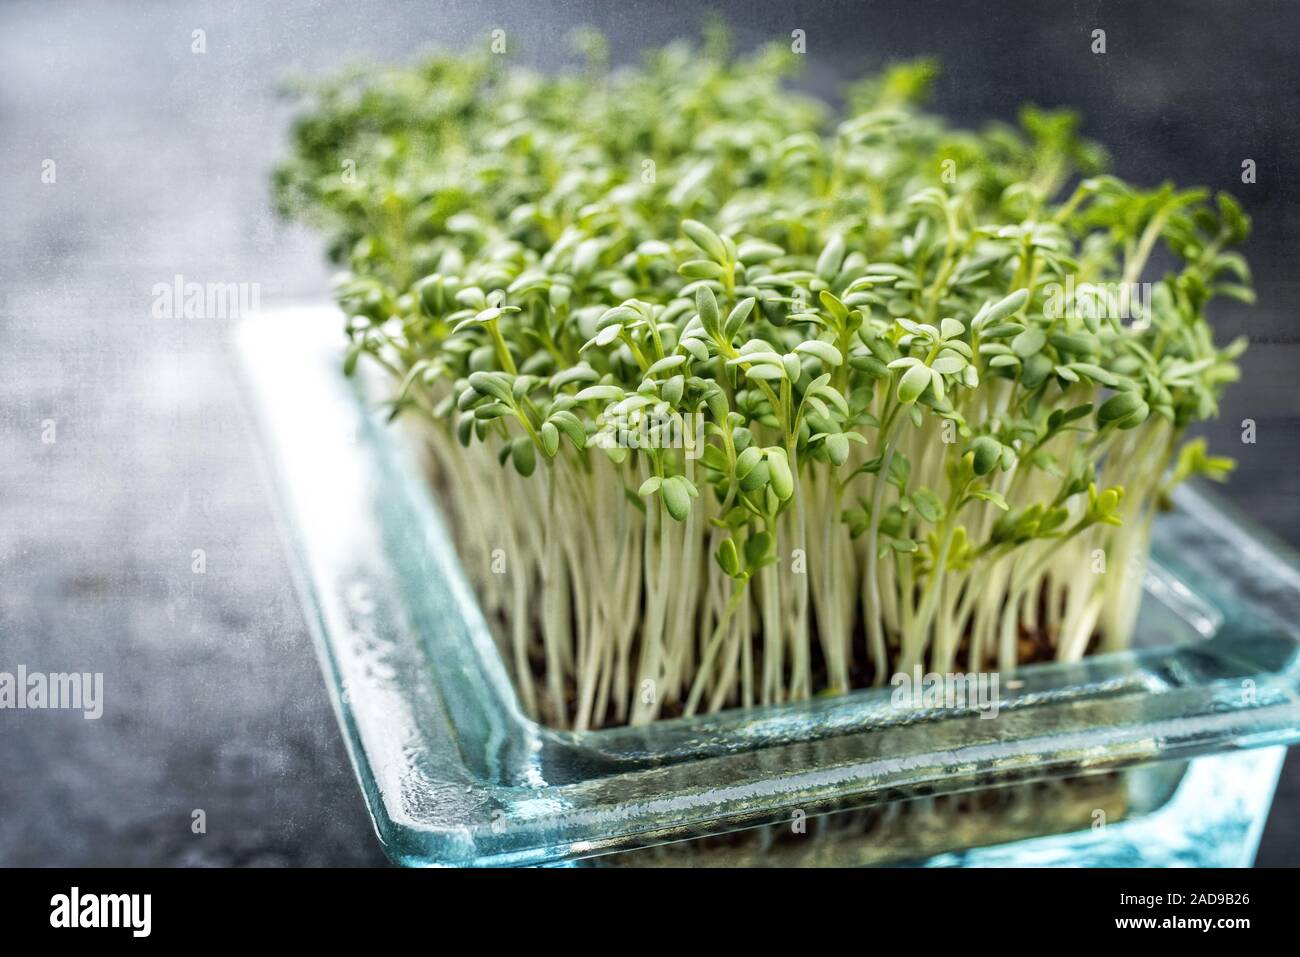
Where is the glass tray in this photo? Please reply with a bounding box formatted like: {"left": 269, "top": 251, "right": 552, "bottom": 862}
{"left": 235, "top": 307, "right": 1300, "bottom": 867}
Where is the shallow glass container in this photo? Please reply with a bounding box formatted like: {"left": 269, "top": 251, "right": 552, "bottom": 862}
{"left": 237, "top": 308, "right": 1300, "bottom": 867}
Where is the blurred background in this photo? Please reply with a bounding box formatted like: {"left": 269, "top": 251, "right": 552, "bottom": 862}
{"left": 1, "top": 0, "right": 1296, "bottom": 865}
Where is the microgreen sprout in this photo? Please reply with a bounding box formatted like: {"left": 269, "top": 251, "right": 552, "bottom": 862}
{"left": 276, "top": 29, "right": 1251, "bottom": 729}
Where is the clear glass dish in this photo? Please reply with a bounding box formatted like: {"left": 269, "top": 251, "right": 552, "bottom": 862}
{"left": 236, "top": 308, "right": 1300, "bottom": 867}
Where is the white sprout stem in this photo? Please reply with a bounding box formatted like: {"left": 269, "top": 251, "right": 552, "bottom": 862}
{"left": 414, "top": 388, "right": 1180, "bottom": 727}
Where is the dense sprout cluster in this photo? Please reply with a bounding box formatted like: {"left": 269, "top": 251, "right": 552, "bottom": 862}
{"left": 275, "top": 30, "right": 1250, "bottom": 729}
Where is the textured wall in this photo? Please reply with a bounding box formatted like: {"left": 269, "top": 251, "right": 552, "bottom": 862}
{"left": 1, "top": 0, "right": 1296, "bottom": 865}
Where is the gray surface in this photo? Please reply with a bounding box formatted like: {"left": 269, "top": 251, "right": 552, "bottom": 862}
{"left": 0, "top": 0, "right": 1296, "bottom": 866}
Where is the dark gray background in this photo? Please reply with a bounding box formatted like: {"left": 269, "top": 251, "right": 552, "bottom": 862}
{"left": 1, "top": 0, "right": 1296, "bottom": 866}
